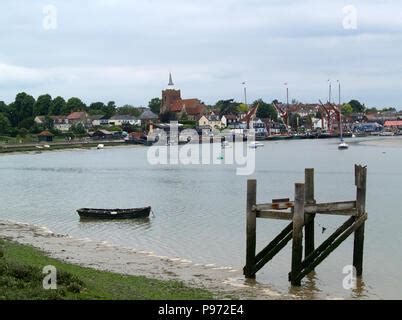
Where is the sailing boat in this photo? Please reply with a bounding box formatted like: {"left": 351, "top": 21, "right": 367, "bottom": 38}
{"left": 338, "top": 109, "right": 349, "bottom": 150}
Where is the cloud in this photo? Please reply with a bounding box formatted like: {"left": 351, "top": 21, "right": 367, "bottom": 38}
{"left": 0, "top": 0, "right": 401, "bottom": 108}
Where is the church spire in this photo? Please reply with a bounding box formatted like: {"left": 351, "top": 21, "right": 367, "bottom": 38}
{"left": 168, "top": 72, "right": 174, "bottom": 86}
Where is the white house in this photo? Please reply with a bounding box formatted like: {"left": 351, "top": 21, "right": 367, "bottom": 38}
{"left": 91, "top": 115, "right": 110, "bottom": 127}
{"left": 108, "top": 115, "right": 141, "bottom": 126}
{"left": 198, "top": 115, "right": 224, "bottom": 129}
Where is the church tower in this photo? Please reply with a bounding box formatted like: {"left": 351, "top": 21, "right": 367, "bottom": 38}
{"left": 161, "top": 73, "right": 181, "bottom": 114}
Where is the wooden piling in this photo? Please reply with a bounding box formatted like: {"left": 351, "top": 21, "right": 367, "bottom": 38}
{"left": 291, "top": 183, "right": 305, "bottom": 286}
{"left": 353, "top": 165, "right": 367, "bottom": 276}
{"left": 244, "top": 179, "right": 257, "bottom": 278}
{"left": 243, "top": 165, "right": 368, "bottom": 286}
{"left": 304, "top": 168, "right": 315, "bottom": 261}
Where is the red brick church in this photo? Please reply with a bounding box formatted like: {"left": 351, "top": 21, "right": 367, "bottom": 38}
{"left": 161, "top": 73, "right": 206, "bottom": 120}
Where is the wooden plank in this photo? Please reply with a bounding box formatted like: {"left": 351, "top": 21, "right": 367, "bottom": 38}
{"left": 304, "top": 201, "right": 356, "bottom": 214}
{"left": 319, "top": 209, "right": 358, "bottom": 216}
{"left": 295, "top": 213, "right": 367, "bottom": 283}
{"left": 304, "top": 168, "right": 315, "bottom": 262}
{"left": 254, "top": 202, "right": 294, "bottom": 211}
{"left": 256, "top": 210, "right": 293, "bottom": 221}
{"left": 244, "top": 179, "right": 257, "bottom": 279}
{"left": 272, "top": 198, "right": 290, "bottom": 203}
{"left": 354, "top": 165, "right": 367, "bottom": 276}
{"left": 299, "top": 216, "right": 355, "bottom": 271}
{"left": 290, "top": 183, "right": 305, "bottom": 286}
{"left": 255, "top": 222, "right": 293, "bottom": 262}
{"left": 254, "top": 232, "right": 293, "bottom": 274}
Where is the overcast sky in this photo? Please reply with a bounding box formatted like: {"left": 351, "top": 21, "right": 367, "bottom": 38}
{"left": 0, "top": 0, "right": 401, "bottom": 108}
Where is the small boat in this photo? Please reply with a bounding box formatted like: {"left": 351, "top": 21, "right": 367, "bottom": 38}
{"left": 77, "top": 206, "right": 151, "bottom": 220}
{"left": 248, "top": 141, "right": 264, "bottom": 148}
{"left": 380, "top": 131, "right": 395, "bottom": 136}
{"left": 338, "top": 109, "right": 349, "bottom": 150}
{"left": 97, "top": 144, "right": 105, "bottom": 149}
{"left": 338, "top": 140, "right": 349, "bottom": 150}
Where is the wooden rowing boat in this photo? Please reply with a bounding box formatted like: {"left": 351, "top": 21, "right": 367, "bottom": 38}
{"left": 77, "top": 206, "right": 151, "bottom": 220}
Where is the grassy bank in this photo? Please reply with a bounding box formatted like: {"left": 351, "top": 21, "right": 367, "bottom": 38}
{"left": 0, "top": 239, "right": 213, "bottom": 300}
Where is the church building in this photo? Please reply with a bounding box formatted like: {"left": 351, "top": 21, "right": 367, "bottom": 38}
{"left": 161, "top": 73, "right": 206, "bottom": 120}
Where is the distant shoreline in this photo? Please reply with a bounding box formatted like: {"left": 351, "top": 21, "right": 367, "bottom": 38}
{"left": 0, "top": 140, "right": 131, "bottom": 155}
{"left": 357, "top": 136, "right": 402, "bottom": 147}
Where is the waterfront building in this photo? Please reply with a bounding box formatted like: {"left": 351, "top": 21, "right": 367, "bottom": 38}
{"left": 160, "top": 73, "right": 206, "bottom": 120}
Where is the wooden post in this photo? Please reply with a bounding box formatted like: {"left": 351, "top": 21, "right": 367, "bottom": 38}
{"left": 291, "top": 183, "right": 305, "bottom": 286}
{"left": 304, "top": 168, "right": 315, "bottom": 261}
{"left": 353, "top": 165, "right": 367, "bottom": 276}
{"left": 244, "top": 179, "right": 257, "bottom": 278}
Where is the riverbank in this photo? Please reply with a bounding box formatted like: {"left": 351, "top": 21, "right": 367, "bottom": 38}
{"left": 357, "top": 136, "right": 402, "bottom": 147}
{"left": 0, "top": 238, "right": 213, "bottom": 300}
{"left": 0, "top": 140, "right": 127, "bottom": 154}
{"left": 0, "top": 221, "right": 289, "bottom": 300}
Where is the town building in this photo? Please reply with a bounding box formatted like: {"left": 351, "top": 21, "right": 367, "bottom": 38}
{"left": 197, "top": 115, "right": 224, "bottom": 129}
{"left": 37, "top": 130, "right": 53, "bottom": 142}
{"left": 34, "top": 115, "right": 70, "bottom": 132}
{"left": 90, "top": 115, "right": 109, "bottom": 127}
{"left": 139, "top": 109, "right": 159, "bottom": 123}
{"left": 67, "top": 111, "right": 90, "bottom": 127}
{"left": 160, "top": 73, "right": 206, "bottom": 120}
{"left": 108, "top": 115, "right": 140, "bottom": 126}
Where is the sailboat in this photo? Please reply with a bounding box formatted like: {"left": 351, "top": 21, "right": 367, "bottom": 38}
{"left": 338, "top": 111, "right": 349, "bottom": 150}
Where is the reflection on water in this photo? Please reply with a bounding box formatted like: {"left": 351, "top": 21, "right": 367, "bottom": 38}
{"left": 0, "top": 138, "right": 401, "bottom": 299}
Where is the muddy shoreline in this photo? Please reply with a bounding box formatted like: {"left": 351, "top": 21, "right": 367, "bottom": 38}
{"left": 0, "top": 220, "right": 295, "bottom": 300}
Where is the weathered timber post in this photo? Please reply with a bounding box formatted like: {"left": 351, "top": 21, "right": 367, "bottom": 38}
{"left": 353, "top": 165, "right": 367, "bottom": 276}
{"left": 244, "top": 179, "right": 257, "bottom": 278}
{"left": 290, "top": 183, "right": 305, "bottom": 286}
{"left": 304, "top": 168, "right": 315, "bottom": 261}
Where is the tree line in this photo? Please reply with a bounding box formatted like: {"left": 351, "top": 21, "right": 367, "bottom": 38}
{"left": 0, "top": 92, "right": 162, "bottom": 136}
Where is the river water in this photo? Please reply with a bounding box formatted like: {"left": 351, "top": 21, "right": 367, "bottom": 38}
{"left": 0, "top": 137, "right": 401, "bottom": 299}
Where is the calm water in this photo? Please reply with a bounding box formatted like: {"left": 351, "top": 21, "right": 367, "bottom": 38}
{"left": 1, "top": 138, "right": 401, "bottom": 299}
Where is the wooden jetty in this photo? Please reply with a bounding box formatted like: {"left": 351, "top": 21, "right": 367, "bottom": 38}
{"left": 243, "top": 165, "right": 367, "bottom": 286}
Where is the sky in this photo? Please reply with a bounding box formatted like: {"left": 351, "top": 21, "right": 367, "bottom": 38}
{"left": 0, "top": 0, "right": 401, "bottom": 108}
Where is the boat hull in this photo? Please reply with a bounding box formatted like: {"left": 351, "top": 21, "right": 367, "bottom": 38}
{"left": 77, "top": 207, "right": 151, "bottom": 220}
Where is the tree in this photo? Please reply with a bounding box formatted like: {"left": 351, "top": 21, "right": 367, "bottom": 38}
{"left": 160, "top": 111, "right": 177, "bottom": 123}
{"left": 366, "top": 107, "right": 378, "bottom": 113}
{"left": 254, "top": 99, "right": 278, "bottom": 121}
{"left": 289, "top": 113, "right": 302, "bottom": 129}
{"left": 382, "top": 107, "right": 396, "bottom": 112}
{"left": 49, "top": 96, "right": 66, "bottom": 116}
{"left": 117, "top": 105, "right": 141, "bottom": 117}
{"left": 89, "top": 102, "right": 105, "bottom": 113}
{"left": 104, "top": 101, "right": 117, "bottom": 118}
{"left": 18, "top": 117, "right": 35, "bottom": 130}
{"left": 238, "top": 103, "right": 249, "bottom": 113}
{"left": 33, "top": 94, "right": 52, "bottom": 116}
{"left": 349, "top": 100, "right": 365, "bottom": 113}
{"left": 216, "top": 99, "right": 239, "bottom": 116}
{"left": 70, "top": 123, "right": 86, "bottom": 135}
{"left": 63, "top": 97, "right": 86, "bottom": 115}
{"left": 341, "top": 103, "right": 353, "bottom": 116}
{"left": 148, "top": 98, "right": 162, "bottom": 114}
{"left": 0, "top": 101, "right": 7, "bottom": 114}
{"left": 14, "top": 92, "right": 35, "bottom": 124}
{"left": 0, "top": 113, "right": 11, "bottom": 134}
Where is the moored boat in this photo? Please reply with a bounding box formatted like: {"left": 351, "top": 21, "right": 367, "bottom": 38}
{"left": 77, "top": 206, "right": 151, "bottom": 220}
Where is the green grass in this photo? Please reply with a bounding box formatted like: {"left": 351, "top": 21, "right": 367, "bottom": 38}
{"left": 0, "top": 239, "right": 213, "bottom": 300}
